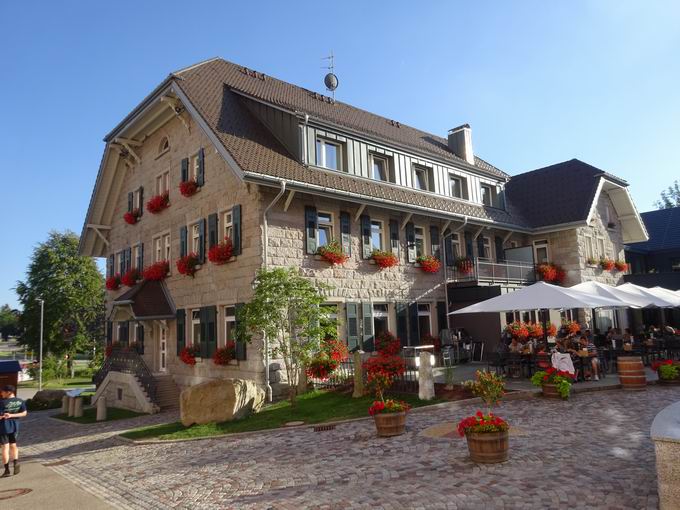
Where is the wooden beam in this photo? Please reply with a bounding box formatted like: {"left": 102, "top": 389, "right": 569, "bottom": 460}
{"left": 441, "top": 220, "right": 451, "bottom": 234}
{"left": 114, "top": 137, "right": 142, "bottom": 147}
{"left": 354, "top": 204, "right": 366, "bottom": 223}
{"left": 471, "top": 226, "right": 485, "bottom": 241}
{"left": 400, "top": 212, "right": 413, "bottom": 230}
{"left": 89, "top": 226, "right": 109, "bottom": 247}
{"left": 161, "top": 95, "right": 190, "bottom": 132}
{"left": 283, "top": 190, "right": 296, "bottom": 212}
{"left": 502, "top": 231, "right": 514, "bottom": 244}
{"left": 114, "top": 140, "right": 141, "bottom": 164}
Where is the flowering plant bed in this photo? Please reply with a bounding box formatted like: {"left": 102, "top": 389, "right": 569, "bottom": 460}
{"left": 179, "top": 345, "right": 199, "bottom": 366}
{"left": 600, "top": 258, "right": 615, "bottom": 271}
{"left": 124, "top": 209, "right": 141, "bottom": 225}
{"left": 614, "top": 260, "right": 628, "bottom": 272}
{"left": 213, "top": 342, "right": 236, "bottom": 366}
{"left": 417, "top": 255, "right": 441, "bottom": 273}
{"left": 316, "top": 240, "right": 349, "bottom": 265}
{"left": 455, "top": 256, "right": 474, "bottom": 274}
{"left": 306, "top": 338, "right": 349, "bottom": 380}
{"left": 176, "top": 253, "right": 200, "bottom": 277}
{"left": 105, "top": 274, "right": 121, "bottom": 291}
{"left": 652, "top": 360, "right": 680, "bottom": 383}
{"left": 179, "top": 179, "right": 199, "bottom": 197}
{"left": 374, "top": 331, "right": 401, "bottom": 355}
{"left": 457, "top": 410, "right": 509, "bottom": 436}
{"left": 531, "top": 367, "right": 574, "bottom": 398}
{"left": 146, "top": 192, "right": 170, "bottom": 214}
{"left": 371, "top": 249, "right": 398, "bottom": 269}
{"left": 121, "top": 268, "right": 140, "bottom": 287}
{"left": 143, "top": 260, "right": 169, "bottom": 281}
{"left": 208, "top": 238, "right": 234, "bottom": 265}
{"left": 536, "top": 262, "right": 566, "bottom": 285}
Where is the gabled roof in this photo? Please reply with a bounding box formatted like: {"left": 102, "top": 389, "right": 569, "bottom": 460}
{"left": 112, "top": 280, "right": 175, "bottom": 320}
{"left": 626, "top": 207, "right": 680, "bottom": 252}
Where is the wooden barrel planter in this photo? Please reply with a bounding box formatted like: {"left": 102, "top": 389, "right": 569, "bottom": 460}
{"left": 658, "top": 377, "right": 680, "bottom": 386}
{"left": 465, "top": 430, "right": 509, "bottom": 464}
{"left": 618, "top": 356, "right": 646, "bottom": 391}
{"left": 373, "top": 412, "right": 406, "bottom": 437}
{"left": 542, "top": 383, "right": 563, "bottom": 399}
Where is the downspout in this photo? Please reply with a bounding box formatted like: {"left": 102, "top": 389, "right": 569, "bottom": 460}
{"left": 262, "top": 180, "right": 287, "bottom": 402}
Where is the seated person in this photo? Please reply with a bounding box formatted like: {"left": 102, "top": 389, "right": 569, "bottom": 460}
{"left": 508, "top": 337, "right": 523, "bottom": 354}
{"left": 578, "top": 335, "right": 601, "bottom": 381}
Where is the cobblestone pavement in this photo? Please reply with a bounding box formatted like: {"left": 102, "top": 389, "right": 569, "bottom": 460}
{"left": 20, "top": 385, "right": 680, "bottom": 510}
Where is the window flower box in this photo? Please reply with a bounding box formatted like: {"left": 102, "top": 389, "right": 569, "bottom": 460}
{"left": 614, "top": 260, "right": 628, "bottom": 272}
{"left": 146, "top": 192, "right": 170, "bottom": 214}
{"left": 179, "top": 179, "right": 199, "bottom": 198}
{"left": 536, "top": 262, "right": 566, "bottom": 285}
{"left": 317, "top": 240, "right": 349, "bottom": 266}
{"left": 176, "top": 253, "right": 200, "bottom": 277}
{"left": 455, "top": 256, "right": 474, "bottom": 275}
{"left": 208, "top": 238, "right": 234, "bottom": 265}
{"left": 213, "top": 342, "right": 236, "bottom": 366}
{"left": 105, "top": 274, "right": 121, "bottom": 291}
{"left": 179, "top": 345, "right": 199, "bottom": 366}
{"left": 121, "top": 268, "right": 141, "bottom": 287}
{"left": 371, "top": 249, "right": 398, "bottom": 269}
{"left": 123, "top": 209, "right": 141, "bottom": 225}
{"left": 416, "top": 255, "right": 441, "bottom": 273}
{"left": 143, "top": 260, "right": 170, "bottom": 281}
{"left": 600, "top": 258, "right": 615, "bottom": 271}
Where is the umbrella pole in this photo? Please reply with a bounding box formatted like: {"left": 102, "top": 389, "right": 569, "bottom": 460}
{"left": 542, "top": 308, "right": 548, "bottom": 345}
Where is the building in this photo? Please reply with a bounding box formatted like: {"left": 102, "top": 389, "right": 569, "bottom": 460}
{"left": 79, "top": 58, "right": 647, "bottom": 405}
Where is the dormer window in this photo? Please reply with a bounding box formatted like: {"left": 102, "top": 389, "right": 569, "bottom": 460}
{"left": 481, "top": 184, "right": 492, "bottom": 206}
{"left": 316, "top": 138, "right": 341, "bottom": 171}
{"left": 413, "top": 166, "right": 431, "bottom": 191}
{"left": 372, "top": 155, "right": 387, "bottom": 181}
{"left": 449, "top": 174, "right": 468, "bottom": 199}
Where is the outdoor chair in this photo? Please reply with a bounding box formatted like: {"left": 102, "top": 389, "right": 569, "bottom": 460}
{"left": 487, "top": 352, "right": 507, "bottom": 375}
{"left": 506, "top": 353, "right": 523, "bottom": 378}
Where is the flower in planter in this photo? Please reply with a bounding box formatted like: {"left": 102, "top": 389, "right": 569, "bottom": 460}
{"left": 368, "top": 399, "right": 411, "bottom": 416}
{"left": 457, "top": 411, "right": 509, "bottom": 437}
{"left": 652, "top": 360, "right": 680, "bottom": 381}
{"left": 123, "top": 209, "right": 141, "bottom": 225}
{"left": 463, "top": 370, "right": 506, "bottom": 409}
{"left": 600, "top": 258, "right": 615, "bottom": 271}
{"left": 417, "top": 255, "right": 441, "bottom": 273}
{"left": 213, "top": 342, "right": 236, "bottom": 366}
{"left": 454, "top": 256, "right": 474, "bottom": 274}
{"left": 562, "top": 319, "right": 580, "bottom": 335}
{"left": 121, "top": 268, "right": 140, "bottom": 287}
{"left": 537, "top": 262, "right": 565, "bottom": 285}
{"left": 179, "top": 179, "right": 199, "bottom": 197}
{"left": 371, "top": 249, "right": 398, "bottom": 269}
{"left": 531, "top": 367, "right": 575, "bottom": 398}
{"left": 546, "top": 323, "right": 558, "bottom": 337}
{"left": 506, "top": 321, "right": 529, "bottom": 340}
{"left": 176, "top": 253, "right": 200, "bottom": 277}
{"left": 143, "top": 260, "right": 170, "bottom": 281}
{"left": 105, "top": 274, "right": 121, "bottom": 291}
{"left": 208, "top": 237, "right": 234, "bottom": 265}
{"left": 614, "top": 260, "right": 628, "bottom": 272}
{"left": 179, "top": 345, "right": 199, "bottom": 366}
{"left": 586, "top": 257, "right": 598, "bottom": 266}
{"left": 146, "top": 192, "right": 170, "bottom": 214}
{"left": 316, "top": 240, "right": 349, "bottom": 265}
{"left": 526, "top": 322, "right": 544, "bottom": 339}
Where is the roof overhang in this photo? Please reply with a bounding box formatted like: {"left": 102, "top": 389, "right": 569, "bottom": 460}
{"left": 590, "top": 177, "right": 648, "bottom": 244}
{"left": 110, "top": 280, "right": 176, "bottom": 321}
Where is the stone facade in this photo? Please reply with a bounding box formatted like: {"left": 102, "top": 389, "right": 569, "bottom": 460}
{"left": 92, "top": 371, "right": 158, "bottom": 414}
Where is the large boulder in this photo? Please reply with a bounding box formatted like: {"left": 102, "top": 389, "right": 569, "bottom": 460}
{"left": 33, "top": 389, "right": 67, "bottom": 402}
{"left": 180, "top": 378, "right": 265, "bottom": 427}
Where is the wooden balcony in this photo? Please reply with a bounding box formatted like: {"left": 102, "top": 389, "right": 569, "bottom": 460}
{"left": 446, "top": 257, "right": 536, "bottom": 286}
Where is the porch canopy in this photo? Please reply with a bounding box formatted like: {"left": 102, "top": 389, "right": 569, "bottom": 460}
{"left": 449, "top": 281, "right": 624, "bottom": 315}
{"left": 616, "top": 283, "right": 678, "bottom": 308}
{"left": 110, "top": 280, "right": 176, "bottom": 321}
{"left": 571, "top": 281, "right": 648, "bottom": 308}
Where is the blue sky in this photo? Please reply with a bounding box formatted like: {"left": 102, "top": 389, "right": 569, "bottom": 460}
{"left": 1, "top": 1, "right": 679, "bottom": 309}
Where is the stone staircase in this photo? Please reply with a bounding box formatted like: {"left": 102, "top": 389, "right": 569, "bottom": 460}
{"left": 154, "top": 374, "right": 181, "bottom": 411}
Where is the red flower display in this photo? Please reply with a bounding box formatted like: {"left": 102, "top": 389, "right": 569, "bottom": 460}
{"left": 526, "top": 322, "right": 544, "bottom": 339}
{"left": 600, "top": 258, "right": 615, "bottom": 271}
{"left": 306, "top": 338, "right": 350, "bottom": 380}
{"left": 562, "top": 320, "right": 581, "bottom": 335}
{"left": 375, "top": 331, "right": 401, "bottom": 356}
{"left": 317, "top": 240, "right": 349, "bottom": 266}
{"left": 213, "top": 342, "right": 236, "bottom": 366}
{"left": 537, "top": 262, "right": 565, "bottom": 285}
{"left": 417, "top": 255, "right": 441, "bottom": 273}
{"left": 506, "top": 321, "right": 529, "bottom": 340}
{"left": 143, "top": 260, "right": 169, "bottom": 281}
{"left": 123, "top": 209, "right": 140, "bottom": 225}
{"left": 368, "top": 399, "right": 410, "bottom": 416}
{"left": 614, "top": 260, "right": 628, "bottom": 272}
{"left": 121, "top": 268, "right": 140, "bottom": 287}
{"left": 457, "top": 411, "right": 509, "bottom": 437}
{"left": 455, "top": 257, "right": 474, "bottom": 275}
{"left": 179, "top": 179, "right": 198, "bottom": 197}
{"left": 146, "top": 192, "right": 170, "bottom": 214}
{"left": 208, "top": 238, "right": 234, "bottom": 265}
{"left": 106, "top": 274, "right": 121, "bottom": 291}
{"left": 179, "top": 345, "right": 199, "bottom": 366}
{"left": 371, "top": 250, "right": 398, "bottom": 269}
{"left": 176, "top": 253, "right": 200, "bottom": 277}
{"left": 546, "top": 323, "right": 557, "bottom": 337}
{"left": 651, "top": 359, "right": 674, "bottom": 371}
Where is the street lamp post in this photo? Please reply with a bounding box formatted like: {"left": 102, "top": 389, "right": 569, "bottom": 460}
{"left": 38, "top": 298, "right": 44, "bottom": 392}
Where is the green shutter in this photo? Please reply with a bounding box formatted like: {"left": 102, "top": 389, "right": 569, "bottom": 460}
{"left": 137, "top": 243, "right": 144, "bottom": 270}
{"left": 396, "top": 302, "right": 408, "bottom": 348}
{"left": 181, "top": 158, "right": 189, "bottom": 182}
{"left": 119, "top": 321, "right": 129, "bottom": 346}
{"left": 360, "top": 214, "right": 372, "bottom": 259}
{"left": 361, "top": 302, "right": 374, "bottom": 352}
{"left": 477, "top": 236, "right": 485, "bottom": 259}
{"left": 495, "top": 236, "right": 505, "bottom": 262}
{"left": 199, "top": 307, "right": 208, "bottom": 359}
{"left": 406, "top": 222, "right": 416, "bottom": 263}
{"left": 234, "top": 303, "right": 247, "bottom": 360}
{"left": 107, "top": 255, "right": 114, "bottom": 278}
{"left": 430, "top": 225, "right": 440, "bottom": 259}
{"left": 232, "top": 205, "right": 242, "bottom": 255}
{"left": 205, "top": 306, "right": 217, "bottom": 359}
{"left": 305, "top": 206, "right": 317, "bottom": 255}
{"left": 389, "top": 219, "right": 399, "bottom": 256}
{"left": 208, "top": 213, "right": 218, "bottom": 248}
{"left": 198, "top": 218, "right": 206, "bottom": 263}
{"left": 197, "top": 148, "right": 205, "bottom": 186}
{"left": 408, "top": 302, "right": 419, "bottom": 346}
{"left": 138, "top": 187, "right": 144, "bottom": 217}
{"left": 106, "top": 321, "right": 113, "bottom": 346}
{"left": 180, "top": 226, "right": 188, "bottom": 258}
{"left": 176, "top": 309, "right": 186, "bottom": 355}
{"left": 444, "top": 230, "right": 454, "bottom": 266}
{"left": 340, "top": 211, "right": 351, "bottom": 255}
{"left": 127, "top": 192, "right": 133, "bottom": 213}
{"left": 464, "top": 231, "right": 473, "bottom": 258}
{"left": 125, "top": 247, "right": 132, "bottom": 273}
{"left": 436, "top": 301, "right": 448, "bottom": 335}
{"left": 346, "top": 303, "right": 359, "bottom": 350}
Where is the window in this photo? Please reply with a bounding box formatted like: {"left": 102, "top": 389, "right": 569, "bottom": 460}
{"left": 189, "top": 152, "right": 201, "bottom": 181}
{"left": 373, "top": 304, "right": 389, "bottom": 337}
{"left": 156, "top": 171, "right": 170, "bottom": 195}
{"left": 224, "top": 306, "right": 236, "bottom": 347}
{"left": 164, "top": 233, "right": 171, "bottom": 261}
{"left": 191, "top": 309, "right": 201, "bottom": 352}
{"left": 480, "top": 237, "right": 491, "bottom": 259}
{"left": 133, "top": 245, "right": 141, "bottom": 269}
{"left": 114, "top": 252, "right": 122, "bottom": 274}
{"left": 584, "top": 234, "right": 595, "bottom": 261}
{"left": 417, "top": 304, "right": 431, "bottom": 338}
{"left": 481, "top": 185, "right": 492, "bottom": 206}
{"left": 133, "top": 188, "right": 143, "bottom": 211}
{"left": 191, "top": 223, "right": 201, "bottom": 254}
{"left": 317, "top": 212, "right": 333, "bottom": 248}
{"left": 413, "top": 166, "right": 430, "bottom": 191}
{"left": 449, "top": 175, "right": 466, "bottom": 199}
{"left": 450, "top": 232, "right": 461, "bottom": 259}
{"left": 316, "top": 138, "right": 341, "bottom": 170}
{"left": 223, "top": 210, "right": 234, "bottom": 240}
{"left": 371, "top": 155, "right": 389, "bottom": 182}
{"left": 154, "top": 236, "right": 162, "bottom": 262}
{"left": 533, "top": 240, "right": 549, "bottom": 264}
{"left": 370, "top": 220, "right": 384, "bottom": 251}
{"left": 597, "top": 237, "right": 606, "bottom": 259}
{"left": 158, "top": 137, "right": 170, "bottom": 155}
{"left": 414, "top": 226, "right": 425, "bottom": 258}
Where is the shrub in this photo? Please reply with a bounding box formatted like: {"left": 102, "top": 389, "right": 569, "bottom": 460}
{"left": 464, "top": 370, "right": 506, "bottom": 409}
{"left": 374, "top": 331, "right": 401, "bottom": 356}
{"left": 26, "top": 398, "right": 62, "bottom": 411}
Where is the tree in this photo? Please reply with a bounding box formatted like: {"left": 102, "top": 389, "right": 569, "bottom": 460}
{"left": 0, "top": 305, "right": 21, "bottom": 341}
{"left": 16, "top": 231, "right": 105, "bottom": 357}
{"left": 654, "top": 180, "right": 680, "bottom": 209}
{"left": 236, "top": 267, "right": 335, "bottom": 405}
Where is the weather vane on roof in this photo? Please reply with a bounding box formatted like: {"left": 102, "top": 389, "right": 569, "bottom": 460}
{"left": 322, "top": 51, "right": 338, "bottom": 101}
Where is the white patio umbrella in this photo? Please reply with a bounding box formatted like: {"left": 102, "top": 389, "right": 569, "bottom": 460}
{"left": 617, "top": 283, "right": 678, "bottom": 308}
{"left": 571, "top": 281, "right": 647, "bottom": 308}
{"left": 449, "top": 281, "right": 625, "bottom": 315}
{"left": 650, "top": 286, "right": 680, "bottom": 307}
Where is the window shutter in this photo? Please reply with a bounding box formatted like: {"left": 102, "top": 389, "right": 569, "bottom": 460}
{"left": 477, "top": 236, "right": 485, "bottom": 259}
{"left": 107, "top": 255, "right": 114, "bottom": 278}
{"left": 430, "top": 225, "right": 440, "bottom": 259}
{"left": 396, "top": 302, "right": 408, "bottom": 348}
{"left": 176, "top": 309, "right": 186, "bottom": 355}
{"left": 406, "top": 222, "right": 417, "bottom": 263}
{"left": 204, "top": 306, "right": 217, "bottom": 359}
{"left": 304, "top": 206, "right": 318, "bottom": 255}
{"left": 118, "top": 251, "right": 125, "bottom": 274}
{"left": 360, "top": 214, "right": 372, "bottom": 259}
{"left": 198, "top": 218, "right": 206, "bottom": 263}
{"left": 197, "top": 148, "right": 205, "bottom": 186}
{"left": 138, "top": 187, "right": 144, "bottom": 217}
{"left": 389, "top": 219, "right": 399, "bottom": 256}
{"left": 106, "top": 321, "right": 113, "bottom": 346}
{"left": 232, "top": 205, "right": 242, "bottom": 255}
{"left": 464, "top": 231, "right": 473, "bottom": 258}
{"left": 361, "top": 302, "right": 374, "bottom": 352}
{"left": 208, "top": 213, "right": 218, "bottom": 248}
{"left": 346, "top": 303, "right": 360, "bottom": 351}
{"left": 127, "top": 192, "right": 133, "bottom": 213}
{"left": 179, "top": 226, "right": 188, "bottom": 258}
{"left": 495, "top": 236, "right": 505, "bottom": 262}
{"left": 340, "top": 211, "right": 351, "bottom": 255}
{"left": 436, "top": 301, "right": 448, "bottom": 335}
{"left": 137, "top": 323, "right": 145, "bottom": 354}
{"left": 126, "top": 247, "right": 132, "bottom": 272}
{"left": 181, "top": 158, "right": 189, "bottom": 182}
{"left": 408, "top": 302, "right": 420, "bottom": 346}
{"left": 234, "top": 303, "right": 247, "bottom": 361}
{"left": 199, "top": 308, "right": 208, "bottom": 358}
{"left": 444, "top": 230, "right": 455, "bottom": 266}
{"left": 137, "top": 243, "right": 144, "bottom": 270}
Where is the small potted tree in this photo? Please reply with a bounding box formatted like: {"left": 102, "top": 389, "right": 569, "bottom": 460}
{"left": 459, "top": 370, "right": 509, "bottom": 463}
{"left": 531, "top": 367, "right": 575, "bottom": 398}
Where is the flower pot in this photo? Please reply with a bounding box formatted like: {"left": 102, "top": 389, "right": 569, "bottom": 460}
{"left": 541, "top": 383, "right": 564, "bottom": 399}
{"left": 373, "top": 411, "right": 406, "bottom": 437}
{"left": 658, "top": 377, "right": 680, "bottom": 386}
{"left": 465, "top": 430, "right": 509, "bottom": 464}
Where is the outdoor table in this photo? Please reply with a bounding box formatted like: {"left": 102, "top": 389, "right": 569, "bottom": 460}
{"left": 575, "top": 353, "right": 597, "bottom": 381}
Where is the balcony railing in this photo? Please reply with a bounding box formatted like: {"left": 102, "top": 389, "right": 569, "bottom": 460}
{"left": 446, "top": 257, "right": 536, "bottom": 285}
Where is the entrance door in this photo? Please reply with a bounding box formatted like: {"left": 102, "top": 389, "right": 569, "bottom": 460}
{"left": 158, "top": 325, "right": 167, "bottom": 372}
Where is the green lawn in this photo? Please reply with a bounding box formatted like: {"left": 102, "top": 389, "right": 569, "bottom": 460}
{"left": 19, "top": 376, "right": 94, "bottom": 389}
{"left": 55, "top": 407, "right": 145, "bottom": 424}
{"left": 121, "top": 390, "right": 443, "bottom": 441}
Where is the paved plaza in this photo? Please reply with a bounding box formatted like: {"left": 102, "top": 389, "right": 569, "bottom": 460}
{"left": 14, "top": 385, "right": 680, "bottom": 509}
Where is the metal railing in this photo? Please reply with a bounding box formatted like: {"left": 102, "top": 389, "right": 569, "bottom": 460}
{"left": 93, "top": 349, "right": 158, "bottom": 404}
{"left": 446, "top": 257, "right": 536, "bottom": 285}
{"left": 309, "top": 359, "right": 356, "bottom": 390}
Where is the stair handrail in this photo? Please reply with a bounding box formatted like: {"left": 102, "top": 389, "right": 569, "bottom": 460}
{"left": 93, "top": 349, "right": 158, "bottom": 404}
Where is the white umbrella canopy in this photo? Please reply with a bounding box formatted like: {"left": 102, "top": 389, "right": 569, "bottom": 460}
{"left": 649, "top": 286, "right": 680, "bottom": 307}
{"left": 571, "top": 281, "right": 648, "bottom": 308}
{"left": 617, "top": 283, "right": 678, "bottom": 308}
{"left": 449, "top": 281, "right": 625, "bottom": 315}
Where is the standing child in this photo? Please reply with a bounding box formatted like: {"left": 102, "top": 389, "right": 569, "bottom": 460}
{"left": 0, "top": 385, "right": 27, "bottom": 477}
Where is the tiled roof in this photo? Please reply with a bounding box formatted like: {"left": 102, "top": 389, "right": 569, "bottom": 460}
{"left": 626, "top": 207, "right": 680, "bottom": 252}
{"left": 174, "top": 62, "right": 524, "bottom": 227}
{"left": 113, "top": 280, "right": 175, "bottom": 319}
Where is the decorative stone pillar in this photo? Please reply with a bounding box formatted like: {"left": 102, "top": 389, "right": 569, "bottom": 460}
{"left": 73, "top": 397, "right": 83, "bottom": 418}
{"left": 352, "top": 351, "right": 364, "bottom": 398}
{"left": 67, "top": 396, "right": 76, "bottom": 417}
{"left": 418, "top": 352, "right": 435, "bottom": 401}
{"left": 96, "top": 397, "right": 107, "bottom": 422}
{"left": 651, "top": 401, "right": 680, "bottom": 509}
{"left": 61, "top": 395, "right": 69, "bottom": 414}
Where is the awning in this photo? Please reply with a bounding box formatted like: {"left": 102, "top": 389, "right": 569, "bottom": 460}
{"left": 571, "top": 281, "right": 647, "bottom": 308}
{"left": 111, "top": 279, "right": 176, "bottom": 320}
{"left": 617, "top": 283, "right": 678, "bottom": 308}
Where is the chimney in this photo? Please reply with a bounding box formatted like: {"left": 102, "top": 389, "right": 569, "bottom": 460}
{"left": 448, "top": 124, "right": 474, "bottom": 165}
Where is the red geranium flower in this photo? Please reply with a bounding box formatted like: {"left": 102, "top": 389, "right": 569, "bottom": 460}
{"left": 106, "top": 274, "right": 121, "bottom": 291}
{"left": 123, "top": 209, "right": 140, "bottom": 225}
{"left": 179, "top": 179, "right": 198, "bottom": 197}
{"left": 208, "top": 238, "right": 234, "bottom": 265}
{"left": 121, "top": 268, "right": 140, "bottom": 287}
{"left": 143, "top": 261, "right": 169, "bottom": 281}
{"left": 176, "top": 253, "right": 200, "bottom": 277}
{"left": 146, "top": 192, "right": 170, "bottom": 214}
